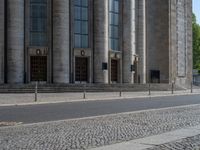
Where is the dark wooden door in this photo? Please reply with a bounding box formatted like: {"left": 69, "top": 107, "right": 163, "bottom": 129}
{"left": 111, "top": 59, "right": 118, "bottom": 82}
{"left": 30, "top": 56, "right": 47, "bottom": 81}
{"left": 75, "top": 57, "right": 88, "bottom": 82}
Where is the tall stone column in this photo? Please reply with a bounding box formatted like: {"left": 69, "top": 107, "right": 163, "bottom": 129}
{"left": 94, "top": 0, "right": 109, "bottom": 83}
{"left": 123, "top": 0, "right": 136, "bottom": 83}
{"left": 53, "top": 0, "right": 70, "bottom": 83}
{"left": 7, "top": 0, "right": 24, "bottom": 83}
{"left": 186, "top": 0, "right": 193, "bottom": 85}
{"left": 169, "top": 0, "right": 177, "bottom": 83}
{"left": 136, "top": 0, "right": 146, "bottom": 84}
{"left": 0, "top": 0, "right": 4, "bottom": 84}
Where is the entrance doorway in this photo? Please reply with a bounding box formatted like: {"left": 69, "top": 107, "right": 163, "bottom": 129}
{"left": 30, "top": 56, "right": 47, "bottom": 82}
{"left": 111, "top": 59, "right": 118, "bottom": 82}
{"left": 150, "top": 70, "right": 160, "bottom": 83}
{"left": 75, "top": 57, "right": 88, "bottom": 82}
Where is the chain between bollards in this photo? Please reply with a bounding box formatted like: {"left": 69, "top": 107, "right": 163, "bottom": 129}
{"left": 148, "top": 83, "right": 151, "bottom": 95}
{"left": 35, "top": 82, "right": 38, "bottom": 102}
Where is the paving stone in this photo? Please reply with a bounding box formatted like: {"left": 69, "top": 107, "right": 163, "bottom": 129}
{"left": 1, "top": 105, "right": 200, "bottom": 149}
{"left": 147, "top": 134, "right": 200, "bottom": 150}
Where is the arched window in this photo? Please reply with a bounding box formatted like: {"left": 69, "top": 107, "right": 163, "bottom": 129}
{"left": 30, "top": 0, "right": 48, "bottom": 46}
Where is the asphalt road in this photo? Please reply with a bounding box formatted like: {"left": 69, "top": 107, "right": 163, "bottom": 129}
{"left": 1, "top": 95, "right": 200, "bottom": 124}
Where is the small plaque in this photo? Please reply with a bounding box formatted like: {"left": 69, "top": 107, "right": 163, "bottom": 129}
{"left": 36, "top": 49, "right": 42, "bottom": 55}
{"left": 81, "top": 50, "right": 85, "bottom": 56}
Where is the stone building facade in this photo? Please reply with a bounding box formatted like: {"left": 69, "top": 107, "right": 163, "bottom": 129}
{"left": 0, "top": 0, "right": 192, "bottom": 87}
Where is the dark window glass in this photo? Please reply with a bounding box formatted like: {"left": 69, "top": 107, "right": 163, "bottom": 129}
{"left": 109, "top": 0, "right": 119, "bottom": 51}
{"left": 74, "top": 0, "right": 89, "bottom": 48}
{"left": 30, "top": 0, "right": 48, "bottom": 46}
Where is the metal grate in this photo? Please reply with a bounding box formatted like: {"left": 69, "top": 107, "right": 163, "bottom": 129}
{"left": 111, "top": 59, "right": 118, "bottom": 82}
{"left": 30, "top": 56, "right": 47, "bottom": 81}
{"left": 75, "top": 57, "right": 88, "bottom": 82}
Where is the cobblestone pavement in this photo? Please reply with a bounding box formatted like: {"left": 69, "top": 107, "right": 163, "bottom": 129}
{"left": 1, "top": 105, "right": 200, "bottom": 150}
{"left": 147, "top": 134, "right": 200, "bottom": 150}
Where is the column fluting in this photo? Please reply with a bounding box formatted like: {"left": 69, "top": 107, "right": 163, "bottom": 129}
{"left": 136, "top": 0, "right": 146, "bottom": 84}
{"left": 94, "top": 0, "right": 109, "bottom": 83}
{"left": 7, "top": 0, "right": 24, "bottom": 83}
{"left": 53, "top": 0, "right": 70, "bottom": 83}
{"left": 123, "top": 0, "right": 136, "bottom": 83}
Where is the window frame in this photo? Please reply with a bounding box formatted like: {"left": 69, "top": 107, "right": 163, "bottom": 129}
{"left": 109, "top": 0, "right": 120, "bottom": 51}
{"left": 29, "top": 0, "right": 48, "bottom": 46}
{"left": 74, "top": 0, "right": 89, "bottom": 48}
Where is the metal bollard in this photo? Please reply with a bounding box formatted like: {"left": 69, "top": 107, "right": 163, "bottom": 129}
{"left": 119, "top": 83, "right": 122, "bottom": 97}
{"left": 83, "top": 84, "right": 86, "bottom": 99}
{"left": 191, "top": 82, "right": 193, "bottom": 93}
{"left": 171, "top": 83, "right": 174, "bottom": 94}
{"left": 119, "top": 90, "right": 122, "bottom": 97}
{"left": 148, "top": 83, "right": 151, "bottom": 95}
{"left": 35, "top": 82, "right": 38, "bottom": 102}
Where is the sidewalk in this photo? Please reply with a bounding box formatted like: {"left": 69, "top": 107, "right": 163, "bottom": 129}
{"left": 91, "top": 125, "right": 200, "bottom": 150}
{"left": 0, "top": 88, "right": 199, "bottom": 106}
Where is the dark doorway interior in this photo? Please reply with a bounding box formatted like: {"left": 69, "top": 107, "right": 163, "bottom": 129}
{"left": 75, "top": 57, "right": 88, "bottom": 82}
{"left": 30, "top": 56, "right": 47, "bottom": 82}
{"left": 111, "top": 59, "right": 118, "bottom": 82}
{"left": 150, "top": 70, "right": 160, "bottom": 83}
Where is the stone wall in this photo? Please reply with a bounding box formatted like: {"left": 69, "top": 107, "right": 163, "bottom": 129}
{"left": 145, "top": 0, "right": 192, "bottom": 87}
{"left": 146, "top": 0, "right": 169, "bottom": 83}
{"left": 170, "top": 0, "right": 193, "bottom": 87}
{"left": 0, "top": 0, "right": 193, "bottom": 87}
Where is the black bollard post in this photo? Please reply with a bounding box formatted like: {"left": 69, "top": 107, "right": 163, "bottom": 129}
{"left": 171, "top": 83, "right": 174, "bottom": 94}
{"left": 119, "top": 90, "right": 122, "bottom": 97}
{"left": 191, "top": 81, "right": 193, "bottom": 93}
{"left": 35, "top": 82, "right": 38, "bottom": 102}
{"left": 148, "top": 83, "right": 151, "bottom": 95}
{"left": 119, "top": 82, "right": 122, "bottom": 97}
{"left": 83, "top": 83, "right": 86, "bottom": 99}
{"left": 119, "top": 86, "right": 122, "bottom": 97}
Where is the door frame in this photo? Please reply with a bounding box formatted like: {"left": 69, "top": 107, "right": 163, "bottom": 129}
{"left": 73, "top": 48, "right": 92, "bottom": 83}
{"left": 110, "top": 59, "right": 119, "bottom": 83}
{"left": 27, "top": 47, "right": 49, "bottom": 83}
{"left": 75, "top": 56, "right": 89, "bottom": 83}
{"left": 30, "top": 56, "right": 47, "bottom": 82}
{"left": 109, "top": 51, "right": 122, "bottom": 84}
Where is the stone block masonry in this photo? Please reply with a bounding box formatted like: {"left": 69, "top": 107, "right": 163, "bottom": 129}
{"left": 0, "top": 0, "right": 192, "bottom": 88}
